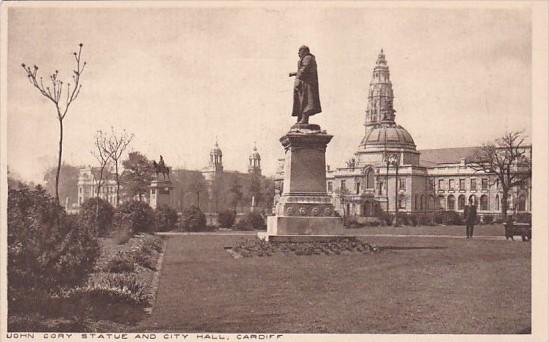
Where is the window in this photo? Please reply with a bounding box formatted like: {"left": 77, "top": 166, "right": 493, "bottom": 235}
{"left": 355, "top": 182, "right": 361, "bottom": 195}
{"left": 480, "top": 195, "right": 489, "bottom": 211}
{"left": 437, "top": 195, "right": 445, "bottom": 210}
{"left": 449, "top": 179, "right": 455, "bottom": 190}
{"left": 327, "top": 181, "right": 333, "bottom": 192}
{"left": 495, "top": 195, "right": 500, "bottom": 211}
{"left": 366, "top": 170, "right": 374, "bottom": 189}
{"left": 447, "top": 195, "right": 456, "bottom": 210}
{"left": 495, "top": 179, "right": 500, "bottom": 189}
{"left": 458, "top": 195, "right": 466, "bottom": 210}
{"left": 481, "top": 178, "right": 488, "bottom": 191}
{"left": 470, "top": 179, "right": 477, "bottom": 191}
{"left": 399, "top": 198, "right": 406, "bottom": 209}
{"left": 377, "top": 182, "right": 383, "bottom": 195}
{"left": 341, "top": 180, "right": 346, "bottom": 191}
{"left": 399, "top": 177, "right": 406, "bottom": 190}
{"left": 420, "top": 195, "right": 425, "bottom": 210}
{"left": 459, "top": 179, "right": 465, "bottom": 191}
{"left": 438, "top": 179, "right": 444, "bottom": 190}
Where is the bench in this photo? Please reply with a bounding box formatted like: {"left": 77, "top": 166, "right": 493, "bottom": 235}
{"left": 503, "top": 222, "right": 531, "bottom": 241}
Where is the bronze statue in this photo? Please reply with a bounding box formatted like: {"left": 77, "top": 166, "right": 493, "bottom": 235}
{"left": 152, "top": 155, "right": 170, "bottom": 181}
{"left": 289, "top": 45, "right": 321, "bottom": 124}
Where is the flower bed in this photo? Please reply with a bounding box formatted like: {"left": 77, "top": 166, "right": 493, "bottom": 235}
{"left": 228, "top": 238, "right": 379, "bottom": 258}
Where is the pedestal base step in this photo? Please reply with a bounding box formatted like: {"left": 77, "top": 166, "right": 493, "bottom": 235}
{"left": 266, "top": 215, "right": 344, "bottom": 236}
{"left": 258, "top": 232, "right": 356, "bottom": 242}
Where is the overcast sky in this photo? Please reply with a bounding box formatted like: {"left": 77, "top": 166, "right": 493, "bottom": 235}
{"left": 6, "top": 4, "right": 531, "bottom": 183}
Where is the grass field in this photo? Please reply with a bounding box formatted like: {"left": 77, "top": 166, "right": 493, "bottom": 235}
{"left": 136, "top": 233, "right": 530, "bottom": 334}
{"left": 344, "top": 223, "right": 508, "bottom": 237}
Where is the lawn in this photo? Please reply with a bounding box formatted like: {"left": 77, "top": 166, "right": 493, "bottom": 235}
{"left": 137, "top": 234, "right": 531, "bottom": 334}
{"left": 344, "top": 223, "right": 507, "bottom": 237}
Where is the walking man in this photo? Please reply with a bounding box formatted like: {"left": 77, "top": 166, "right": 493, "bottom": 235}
{"left": 464, "top": 197, "right": 478, "bottom": 239}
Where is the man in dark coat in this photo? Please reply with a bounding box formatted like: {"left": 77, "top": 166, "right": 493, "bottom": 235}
{"left": 289, "top": 45, "right": 321, "bottom": 124}
{"left": 464, "top": 198, "right": 478, "bottom": 239}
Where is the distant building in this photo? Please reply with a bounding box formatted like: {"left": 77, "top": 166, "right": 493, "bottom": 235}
{"left": 77, "top": 167, "right": 118, "bottom": 207}
{"left": 276, "top": 49, "right": 531, "bottom": 219}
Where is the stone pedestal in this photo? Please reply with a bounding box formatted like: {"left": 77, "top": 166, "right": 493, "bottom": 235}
{"left": 261, "top": 124, "right": 344, "bottom": 241}
{"left": 149, "top": 179, "right": 174, "bottom": 209}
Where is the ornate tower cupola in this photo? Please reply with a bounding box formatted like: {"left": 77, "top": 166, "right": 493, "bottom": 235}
{"left": 248, "top": 143, "right": 262, "bottom": 176}
{"left": 365, "top": 49, "right": 396, "bottom": 127}
{"left": 209, "top": 139, "right": 223, "bottom": 173}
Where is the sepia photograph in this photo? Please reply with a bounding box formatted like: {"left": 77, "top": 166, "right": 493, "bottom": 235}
{"left": 1, "top": 1, "right": 548, "bottom": 341}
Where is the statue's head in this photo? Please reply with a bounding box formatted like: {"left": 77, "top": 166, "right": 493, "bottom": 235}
{"left": 298, "top": 45, "right": 310, "bottom": 58}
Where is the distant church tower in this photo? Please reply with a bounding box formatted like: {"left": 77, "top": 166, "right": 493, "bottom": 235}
{"left": 209, "top": 140, "right": 223, "bottom": 174}
{"left": 248, "top": 144, "right": 262, "bottom": 176}
{"left": 365, "top": 49, "right": 396, "bottom": 127}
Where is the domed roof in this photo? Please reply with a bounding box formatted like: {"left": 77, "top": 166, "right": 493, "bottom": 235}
{"left": 360, "top": 123, "right": 416, "bottom": 149}
{"left": 210, "top": 141, "right": 222, "bottom": 155}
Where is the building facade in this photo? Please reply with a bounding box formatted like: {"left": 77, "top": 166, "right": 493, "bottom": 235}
{"left": 275, "top": 49, "right": 531, "bottom": 219}
{"left": 77, "top": 167, "right": 118, "bottom": 207}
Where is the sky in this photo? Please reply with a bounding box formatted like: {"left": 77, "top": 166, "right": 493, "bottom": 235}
{"left": 5, "top": 4, "right": 531, "bottom": 183}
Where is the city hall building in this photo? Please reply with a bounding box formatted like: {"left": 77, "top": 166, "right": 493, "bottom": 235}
{"left": 276, "top": 50, "right": 531, "bottom": 220}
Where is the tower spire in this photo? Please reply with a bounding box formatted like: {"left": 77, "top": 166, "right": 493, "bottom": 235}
{"left": 365, "top": 48, "right": 395, "bottom": 127}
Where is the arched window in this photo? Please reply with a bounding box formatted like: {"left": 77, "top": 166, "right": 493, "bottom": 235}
{"left": 437, "top": 195, "right": 445, "bottom": 210}
{"left": 447, "top": 195, "right": 456, "bottom": 210}
{"left": 480, "top": 195, "right": 489, "bottom": 211}
{"left": 428, "top": 195, "right": 435, "bottom": 210}
{"left": 495, "top": 195, "right": 500, "bottom": 211}
{"left": 366, "top": 169, "right": 374, "bottom": 189}
{"left": 420, "top": 195, "right": 425, "bottom": 210}
{"left": 518, "top": 195, "right": 526, "bottom": 211}
{"left": 458, "top": 195, "right": 466, "bottom": 210}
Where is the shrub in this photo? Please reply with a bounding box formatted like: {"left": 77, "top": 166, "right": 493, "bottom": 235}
{"left": 434, "top": 210, "right": 463, "bottom": 225}
{"left": 114, "top": 200, "right": 155, "bottom": 234}
{"left": 377, "top": 212, "right": 393, "bottom": 226}
{"left": 236, "top": 211, "right": 266, "bottom": 230}
{"left": 180, "top": 206, "right": 207, "bottom": 232}
{"left": 112, "top": 225, "right": 133, "bottom": 245}
{"left": 79, "top": 197, "right": 114, "bottom": 237}
{"left": 154, "top": 205, "right": 178, "bottom": 232}
{"left": 514, "top": 212, "right": 531, "bottom": 224}
{"left": 68, "top": 273, "right": 149, "bottom": 306}
{"left": 217, "top": 210, "right": 236, "bottom": 228}
{"left": 142, "top": 235, "right": 164, "bottom": 253}
{"left": 417, "top": 213, "right": 434, "bottom": 226}
{"left": 482, "top": 215, "right": 494, "bottom": 225}
{"left": 105, "top": 252, "right": 135, "bottom": 273}
{"left": 7, "top": 186, "right": 100, "bottom": 309}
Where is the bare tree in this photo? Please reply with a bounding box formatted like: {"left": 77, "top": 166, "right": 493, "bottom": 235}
{"left": 467, "top": 131, "right": 531, "bottom": 221}
{"left": 21, "top": 44, "right": 86, "bottom": 203}
{"left": 103, "top": 127, "right": 133, "bottom": 205}
{"left": 92, "top": 130, "right": 113, "bottom": 198}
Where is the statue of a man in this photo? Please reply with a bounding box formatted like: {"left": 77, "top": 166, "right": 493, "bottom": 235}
{"left": 289, "top": 45, "right": 321, "bottom": 124}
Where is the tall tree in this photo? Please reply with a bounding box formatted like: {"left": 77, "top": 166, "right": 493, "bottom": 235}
{"left": 121, "top": 151, "right": 154, "bottom": 201}
{"left": 92, "top": 130, "right": 113, "bottom": 198}
{"left": 103, "top": 127, "right": 133, "bottom": 205}
{"left": 21, "top": 44, "right": 86, "bottom": 203}
{"left": 228, "top": 176, "right": 243, "bottom": 212}
{"left": 186, "top": 172, "right": 207, "bottom": 210}
{"left": 43, "top": 163, "right": 80, "bottom": 208}
{"left": 467, "top": 131, "right": 531, "bottom": 220}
